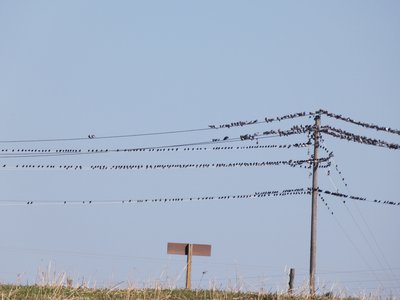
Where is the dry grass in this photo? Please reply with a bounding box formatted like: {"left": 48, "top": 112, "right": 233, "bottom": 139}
{"left": 0, "top": 284, "right": 359, "bottom": 300}
{"left": 0, "top": 264, "right": 366, "bottom": 299}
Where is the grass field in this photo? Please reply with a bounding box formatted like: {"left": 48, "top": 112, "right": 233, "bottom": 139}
{"left": 0, "top": 284, "right": 355, "bottom": 300}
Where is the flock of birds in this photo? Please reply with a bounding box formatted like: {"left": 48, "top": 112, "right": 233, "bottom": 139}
{"left": 0, "top": 155, "right": 332, "bottom": 171}
{"left": 15, "top": 186, "right": 398, "bottom": 207}
{"left": 319, "top": 194, "right": 334, "bottom": 215}
{"left": 17, "top": 188, "right": 310, "bottom": 206}
{"left": 207, "top": 109, "right": 400, "bottom": 137}
{"left": 320, "top": 125, "right": 400, "bottom": 150}
{"left": 0, "top": 142, "right": 312, "bottom": 157}
{"left": 240, "top": 125, "right": 313, "bottom": 141}
{"left": 0, "top": 109, "right": 399, "bottom": 208}
{"left": 318, "top": 189, "right": 400, "bottom": 206}
{"left": 208, "top": 111, "right": 310, "bottom": 129}
{"left": 315, "top": 109, "right": 400, "bottom": 136}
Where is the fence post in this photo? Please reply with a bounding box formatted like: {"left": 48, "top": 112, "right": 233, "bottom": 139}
{"left": 186, "top": 244, "right": 193, "bottom": 289}
{"left": 288, "top": 268, "right": 295, "bottom": 295}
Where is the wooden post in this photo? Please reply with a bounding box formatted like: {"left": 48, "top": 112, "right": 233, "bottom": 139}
{"left": 309, "top": 115, "right": 320, "bottom": 297}
{"left": 167, "top": 242, "right": 211, "bottom": 290}
{"left": 186, "top": 244, "right": 193, "bottom": 289}
{"left": 288, "top": 268, "right": 295, "bottom": 295}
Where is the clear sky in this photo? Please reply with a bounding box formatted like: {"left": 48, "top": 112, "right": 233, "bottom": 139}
{"left": 0, "top": 1, "right": 399, "bottom": 297}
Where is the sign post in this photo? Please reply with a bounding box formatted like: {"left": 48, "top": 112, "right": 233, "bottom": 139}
{"left": 167, "top": 242, "right": 212, "bottom": 289}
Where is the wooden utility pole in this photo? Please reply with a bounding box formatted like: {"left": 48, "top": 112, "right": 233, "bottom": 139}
{"left": 186, "top": 244, "right": 193, "bottom": 289}
{"left": 309, "top": 115, "right": 320, "bottom": 297}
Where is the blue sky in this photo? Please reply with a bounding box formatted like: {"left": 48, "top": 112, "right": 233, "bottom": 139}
{"left": 0, "top": 1, "right": 399, "bottom": 297}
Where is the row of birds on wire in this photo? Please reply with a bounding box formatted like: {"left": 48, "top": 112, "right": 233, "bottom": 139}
{"left": 2, "top": 187, "right": 311, "bottom": 206}
{"left": 0, "top": 155, "right": 333, "bottom": 171}
{"left": 320, "top": 126, "right": 400, "bottom": 150}
{"left": 315, "top": 109, "right": 400, "bottom": 136}
{"left": 318, "top": 189, "right": 400, "bottom": 206}
{"left": 0, "top": 141, "right": 312, "bottom": 158}
{"left": 0, "top": 126, "right": 313, "bottom": 159}
{"left": 0, "top": 121, "right": 397, "bottom": 160}
{"left": 4, "top": 187, "right": 398, "bottom": 207}
{"left": 0, "top": 109, "right": 398, "bottom": 145}
{"left": 318, "top": 143, "right": 348, "bottom": 187}
{"left": 0, "top": 111, "right": 313, "bottom": 143}
{"left": 320, "top": 194, "right": 335, "bottom": 215}
{"left": 211, "top": 109, "right": 400, "bottom": 137}
{"left": 318, "top": 145, "right": 353, "bottom": 215}
{"left": 0, "top": 109, "right": 397, "bottom": 213}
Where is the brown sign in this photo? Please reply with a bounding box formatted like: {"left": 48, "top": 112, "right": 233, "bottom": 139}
{"left": 167, "top": 242, "right": 211, "bottom": 256}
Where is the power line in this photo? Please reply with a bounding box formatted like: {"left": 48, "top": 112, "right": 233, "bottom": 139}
{"left": 0, "top": 128, "right": 212, "bottom": 144}
{"left": 318, "top": 193, "right": 386, "bottom": 289}
{"left": 316, "top": 109, "right": 400, "bottom": 136}
{"left": 0, "top": 126, "right": 312, "bottom": 158}
{"left": 320, "top": 187, "right": 396, "bottom": 292}
{"left": 317, "top": 268, "right": 400, "bottom": 275}
{"left": 1, "top": 109, "right": 398, "bottom": 150}
{"left": 320, "top": 125, "right": 400, "bottom": 150}
{"left": 321, "top": 144, "right": 400, "bottom": 288}
{"left": 0, "top": 187, "right": 311, "bottom": 206}
{"left": 0, "top": 156, "right": 332, "bottom": 172}
{"left": 322, "top": 170, "right": 393, "bottom": 286}
{"left": 318, "top": 189, "right": 400, "bottom": 207}
{"left": 319, "top": 193, "right": 334, "bottom": 215}
{"left": 0, "top": 111, "right": 313, "bottom": 144}
{"left": 0, "top": 140, "right": 312, "bottom": 159}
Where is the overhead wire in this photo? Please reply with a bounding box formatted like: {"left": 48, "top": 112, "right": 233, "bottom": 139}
{"left": 0, "top": 187, "right": 311, "bottom": 206}
{"left": 318, "top": 189, "right": 399, "bottom": 206}
{"left": 319, "top": 190, "right": 397, "bottom": 292}
{"left": 0, "top": 126, "right": 312, "bottom": 159}
{"left": 320, "top": 126, "right": 400, "bottom": 150}
{"left": 320, "top": 142, "right": 400, "bottom": 288}
{"left": 0, "top": 111, "right": 313, "bottom": 144}
{"left": 319, "top": 144, "right": 397, "bottom": 288}
{"left": 316, "top": 109, "right": 400, "bottom": 136}
{"left": 0, "top": 140, "right": 312, "bottom": 159}
{"left": 0, "top": 128, "right": 212, "bottom": 144}
{"left": 0, "top": 154, "right": 333, "bottom": 172}
{"left": 318, "top": 192, "right": 386, "bottom": 289}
